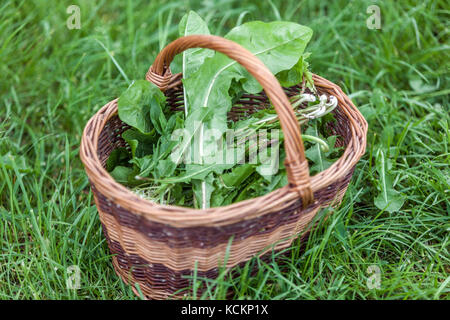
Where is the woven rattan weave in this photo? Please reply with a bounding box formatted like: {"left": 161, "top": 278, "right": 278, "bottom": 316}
{"left": 80, "top": 35, "right": 367, "bottom": 299}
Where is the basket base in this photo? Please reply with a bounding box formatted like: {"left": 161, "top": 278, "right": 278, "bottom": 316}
{"left": 110, "top": 231, "right": 311, "bottom": 300}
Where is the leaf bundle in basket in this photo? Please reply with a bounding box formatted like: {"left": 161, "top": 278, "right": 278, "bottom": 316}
{"left": 80, "top": 12, "right": 367, "bottom": 299}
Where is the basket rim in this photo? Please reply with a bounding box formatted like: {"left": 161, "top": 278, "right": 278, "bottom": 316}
{"left": 79, "top": 73, "right": 367, "bottom": 228}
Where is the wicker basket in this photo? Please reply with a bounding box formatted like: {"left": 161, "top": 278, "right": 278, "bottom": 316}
{"left": 80, "top": 35, "right": 367, "bottom": 299}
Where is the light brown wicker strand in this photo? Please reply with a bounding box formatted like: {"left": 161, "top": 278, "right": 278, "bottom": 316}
{"left": 146, "top": 35, "right": 313, "bottom": 205}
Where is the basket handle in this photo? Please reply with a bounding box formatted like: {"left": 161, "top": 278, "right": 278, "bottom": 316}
{"left": 146, "top": 35, "right": 313, "bottom": 206}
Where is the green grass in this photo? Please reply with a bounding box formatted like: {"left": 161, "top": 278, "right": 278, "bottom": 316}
{"left": 0, "top": 0, "right": 448, "bottom": 300}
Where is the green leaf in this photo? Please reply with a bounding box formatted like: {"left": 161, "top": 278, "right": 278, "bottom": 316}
{"left": 106, "top": 147, "right": 131, "bottom": 172}
{"left": 118, "top": 80, "right": 166, "bottom": 134}
{"left": 154, "top": 159, "right": 177, "bottom": 179}
{"left": 277, "top": 53, "right": 312, "bottom": 87}
{"left": 0, "top": 152, "right": 32, "bottom": 173}
{"left": 183, "top": 21, "right": 313, "bottom": 160}
{"left": 221, "top": 164, "right": 255, "bottom": 187}
{"left": 192, "top": 173, "right": 215, "bottom": 209}
{"left": 227, "top": 21, "right": 313, "bottom": 93}
{"left": 148, "top": 163, "right": 221, "bottom": 184}
{"left": 182, "top": 21, "right": 312, "bottom": 208}
{"left": 180, "top": 11, "right": 214, "bottom": 117}
{"left": 179, "top": 11, "right": 214, "bottom": 80}
{"left": 304, "top": 126, "right": 340, "bottom": 175}
{"left": 374, "top": 149, "right": 405, "bottom": 213}
{"left": 210, "top": 188, "right": 239, "bottom": 207}
{"left": 178, "top": 11, "right": 217, "bottom": 208}
{"left": 149, "top": 97, "right": 167, "bottom": 135}
{"left": 132, "top": 155, "right": 154, "bottom": 177}
{"left": 265, "top": 171, "right": 287, "bottom": 193}
{"left": 184, "top": 21, "right": 313, "bottom": 120}
{"left": 110, "top": 166, "right": 134, "bottom": 185}
{"left": 374, "top": 188, "right": 405, "bottom": 213}
{"left": 122, "top": 129, "right": 155, "bottom": 158}
{"left": 169, "top": 107, "right": 215, "bottom": 165}
{"left": 185, "top": 162, "right": 232, "bottom": 180}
